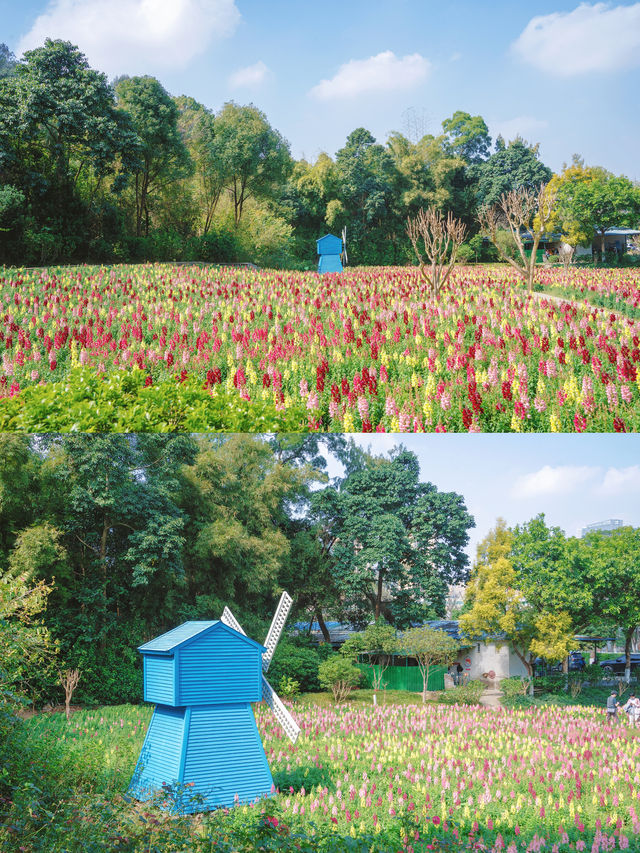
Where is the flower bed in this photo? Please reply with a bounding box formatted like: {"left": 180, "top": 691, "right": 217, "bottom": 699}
{"left": 2, "top": 263, "right": 640, "bottom": 431}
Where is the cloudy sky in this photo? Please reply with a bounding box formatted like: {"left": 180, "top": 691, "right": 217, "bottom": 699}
{"left": 330, "top": 434, "right": 640, "bottom": 561}
{"left": 3, "top": 0, "right": 640, "bottom": 178}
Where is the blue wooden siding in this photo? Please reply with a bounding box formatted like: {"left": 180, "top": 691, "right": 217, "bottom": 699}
{"left": 318, "top": 254, "right": 343, "bottom": 273}
{"left": 317, "top": 234, "right": 342, "bottom": 254}
{"left": 177, "top": 633, "right": 262, "bottom": 705}
{"left": 181, "top": 704, "right": 273, "bottom": 811}
{"left": 144, "top": 654, "right": 176, "bottom": 705}
{"left": 128, "top": 705, "right": 185, "bottom": 801}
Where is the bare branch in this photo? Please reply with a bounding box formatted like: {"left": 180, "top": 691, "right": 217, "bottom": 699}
{"left": 406, "top": 207, "right": 467, "bottom": 299}
{"left": 477, "top": 183, "right": 557, "bottom": 293}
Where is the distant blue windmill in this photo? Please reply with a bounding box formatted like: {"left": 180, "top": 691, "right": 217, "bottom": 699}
{"left": 128, "top": 592, "right": 300, "bottom": 813}
{"left": 317, "top": 232, "right": 344, "bottom": 273}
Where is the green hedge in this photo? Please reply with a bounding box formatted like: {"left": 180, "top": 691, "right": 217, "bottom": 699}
{"left": 0, "top": 369, "right": 308, "bottom": 432}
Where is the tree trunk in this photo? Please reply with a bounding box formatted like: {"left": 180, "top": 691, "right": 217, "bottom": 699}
{"left": 315, "top": 609, "right": 331, "bottom": 644}
{"left": 375, "top": 570, "right": 384, "bottom": 619}
{"left": 624, "top": 626, "right": 634, "bottom": 683}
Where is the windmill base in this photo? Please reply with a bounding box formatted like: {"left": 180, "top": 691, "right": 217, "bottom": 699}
{"left": 128, "top": 702, "right": 274, "bottom": 813}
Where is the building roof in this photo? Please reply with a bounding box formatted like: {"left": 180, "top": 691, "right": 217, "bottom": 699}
{"left": 602, "top": 228, "right": 640, "bottom": 236}
{"left": 138, "top": 621, "right": 266, "bottom": 654}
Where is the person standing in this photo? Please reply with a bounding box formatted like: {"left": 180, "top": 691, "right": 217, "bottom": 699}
{"left": 622, "top": 693, "right": 640, "bottom": 728}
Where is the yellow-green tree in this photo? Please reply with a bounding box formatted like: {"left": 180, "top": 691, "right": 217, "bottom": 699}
{"left": 547, "top": 158, "right": 640, "bottom": 263}
{"left": 460, "top": 519, "right": 573, "bottom": 675}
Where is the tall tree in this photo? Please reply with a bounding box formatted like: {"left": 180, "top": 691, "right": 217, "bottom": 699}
{"left": 476, "top": 137, "right": 552, "bottom": 208}
{"left": 312, "top": 448, "right": 474, "bottom": 628}
{"left": 442, "top": 111, "right": 491, "bottom": 164}
{"left": 175, "top": 96, "right": 226, "bottom": 235}
{"left": 335, "top": 128, "right": 401, "bottom": 263}
{"left": 548, "top": 162, "right": 640, "bottom": 262}
{"left": 460, "top": 520, "right": 574, "bottom": 675}
{"left": 580, "top": 527, "right": 640, "bottom": 682}
{"left": 116, "top": 76, "right": 192, "bottom": 236}
{"left": 0, "top": 44, "right": 17, "bottom": 78}
{"left": 178, "top": 435, "right": 308, "bottom": 635}
{"left": 212, "top": 102, "right": 292, "bottom": 226}
{"left": 0, "top": 40, "right": 138, "bottom": 259}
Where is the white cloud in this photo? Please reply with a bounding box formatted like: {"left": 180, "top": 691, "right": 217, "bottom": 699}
{"left": 309, "top": 50, "right": 430, "bottom": 100}
{"left": 599, "top": 465, "right": 640, "bottom": 495}
{"left": 512, "top": 2, "right": 640, "bottom": 76}
{"left": 229, "top": 60, "right": 269, "bottom": 88}
{"left": 511, "top": 465, "right": 599, "bottom": 498}
{"left": 492, "top": 115, "right": 548, "bottom": 142}
{"left": 17, "top": 0, "right": 241, "bottom": 77}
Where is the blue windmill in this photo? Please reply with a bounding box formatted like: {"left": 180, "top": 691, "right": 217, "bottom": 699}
{"left": 317, "top": 233, "right": 344, "bottom": 273}
{"left": 128, "top": 592, "right": 300, "bottom": 813}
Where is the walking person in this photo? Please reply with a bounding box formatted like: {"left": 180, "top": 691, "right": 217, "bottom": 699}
{"left": 606, "top": 690, "right": 619, "bottom": 724}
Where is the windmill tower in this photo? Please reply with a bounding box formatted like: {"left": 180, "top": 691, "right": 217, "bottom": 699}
{"left": 316, "top": 233, "right": 343, "bottom": 273}
{"left": 128, "top": 592, "right": 299, "bottom": 813}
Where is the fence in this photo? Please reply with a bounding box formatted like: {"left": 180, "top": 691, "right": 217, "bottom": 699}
{"left": 357, "top": 663, "right": 446, "bottom": 692}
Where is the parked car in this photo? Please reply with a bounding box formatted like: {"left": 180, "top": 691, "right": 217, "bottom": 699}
{"left": 598, "top": 653, "right": 640, "bottom": 675}
{"left": 533, "top": 651, "right": 585, "bottom": 674}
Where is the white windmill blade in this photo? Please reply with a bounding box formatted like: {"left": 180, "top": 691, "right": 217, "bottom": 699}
{"left": 262, "top": 591, "right": 292, "bottom": 673}
{"left": 342, "top": 226, "right": 348, "bottom": 265}
{"left": 262, "top": 675, "right": 300, "bottom": 743}
{"left": 221, "top": 606, "right": 246, "bottom": 635}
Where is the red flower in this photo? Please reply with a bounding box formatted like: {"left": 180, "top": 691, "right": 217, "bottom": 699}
{"left": 613, "top": 417, "right": 627, "bottom": 433}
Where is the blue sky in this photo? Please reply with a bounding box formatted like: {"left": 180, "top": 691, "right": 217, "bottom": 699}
{"left": 327, "top": 434, "right": 640, "bottom": 560}
{"left": 4, "top": 0, "right": 640, "bottom": 179}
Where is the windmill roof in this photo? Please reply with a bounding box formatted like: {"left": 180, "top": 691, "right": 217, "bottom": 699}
{"left": 138, "top": 621, "right": 266, "bottom": 654}
{"left": 317, "top": 233, "right": 342, "bottom": 253}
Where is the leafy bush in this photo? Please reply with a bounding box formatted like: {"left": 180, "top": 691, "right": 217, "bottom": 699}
{"left": 0, "top": 368, "right": 309, "bottom": 432}
{"left": 438, "top": 679, "right": 485, "bottom": 705}
{"left": 318, "top": 656, "right": 362, "bottom": 702}
{"left": 500, "top": 676, "right": 532, "bottom": 700}
{"left": 278, "top": 676, "right": 300, "bottom": 699}
{"left": 269, "top": 641, "right": 324, "bottom": 693}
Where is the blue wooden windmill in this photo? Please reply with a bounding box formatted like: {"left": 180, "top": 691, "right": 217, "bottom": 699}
{"left": 317, "top": 232, "right": 344, "bottom": 273}
{"left": 128, "top": 592, "right": 300, "bottom": 813}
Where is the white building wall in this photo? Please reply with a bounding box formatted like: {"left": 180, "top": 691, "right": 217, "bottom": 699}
{"left": 455, "top": 642, "right": 528, "bottom": 681}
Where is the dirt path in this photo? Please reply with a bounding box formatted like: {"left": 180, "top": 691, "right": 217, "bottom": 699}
{"left": 530, "top": 287, "right": 629, "bottom": 321}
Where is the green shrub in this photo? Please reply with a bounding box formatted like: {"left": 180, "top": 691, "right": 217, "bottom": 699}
{"left": 0, "top": 368, "right": 309, "bottom": 432}
{"left": 438, "top": 679, "right": 485, "bottom": 705}
{"left": 278, "top": 676, "right": 300, "bottom": 699}
{"left": 269, "top": 641, "right": 323, "bottom": 693}
{"left": 318, "top": 655, "right": 362, "bottom": 702}
{"left": 500, "top": 676, "right": 532, "bottom": 700}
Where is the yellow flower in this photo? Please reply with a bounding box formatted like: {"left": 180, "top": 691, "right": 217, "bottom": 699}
{"left": 549, "top": 414, "right": 561, "bottom": 432}
{"left": 343, "top": 411, "right": 355, "bottom": 432}
{"left": 510, "top": 414, "right": 522, "bottom": 432}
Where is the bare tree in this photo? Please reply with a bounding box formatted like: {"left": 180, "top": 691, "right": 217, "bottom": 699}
{"left": 59, "top": 668, "right": 80, "bottom": 720}
{"left": 406, "top": 207, "right": 467, "bottom": 299}
{"left": 477, "top": 184, "right": 557, "bottom": 293}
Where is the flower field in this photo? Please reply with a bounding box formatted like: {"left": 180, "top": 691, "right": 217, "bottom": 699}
{"left": 1, "top": 263, "right": 640, "bottom": 431}
{"left": 5, "top": 700, "right": 640, "bottom": 851}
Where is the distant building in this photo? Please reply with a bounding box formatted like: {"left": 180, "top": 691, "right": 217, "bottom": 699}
{"left": 522, "top": 228, "right": 640, "bottom": 259}
{"left": 580, "top": 518, "right": 624, "bottom": 538}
